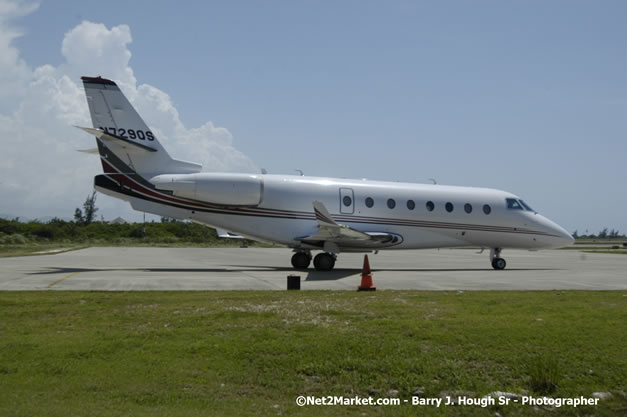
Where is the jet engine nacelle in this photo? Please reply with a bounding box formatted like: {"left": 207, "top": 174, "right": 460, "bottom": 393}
{"left": 149, "top": 173, "right": 263, "bottom": 206}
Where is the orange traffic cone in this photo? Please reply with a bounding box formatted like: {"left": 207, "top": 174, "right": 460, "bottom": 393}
{"left": 358, "top": 255, "right": 376, "bottom": 291}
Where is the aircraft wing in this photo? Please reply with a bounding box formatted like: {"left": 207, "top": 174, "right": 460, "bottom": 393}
{"left": 216, "top": 228, "right": 244, "bottom": 239}
{"left": 297, "top": 201, "right": 403, "bottom": 249}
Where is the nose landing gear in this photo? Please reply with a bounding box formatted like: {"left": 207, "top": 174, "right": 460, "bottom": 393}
{"left": 490, "top": 248, "right": 507, "bottom": 270}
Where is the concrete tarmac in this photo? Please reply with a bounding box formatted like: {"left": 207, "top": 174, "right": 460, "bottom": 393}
{"left": 0, "top": 247, "right": 625, "bottom": 291}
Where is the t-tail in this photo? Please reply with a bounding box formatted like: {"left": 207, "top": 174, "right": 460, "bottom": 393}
{"left": 78, "top": 76, "right": 201, "bottom": 178}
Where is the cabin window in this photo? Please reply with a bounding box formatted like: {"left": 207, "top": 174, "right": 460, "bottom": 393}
{"left": 387, "top": 198, "right": 396, "bottom": 209}
{"left": 407, "top": 200, "right": 415, "bottom": 210}
{"left": 343, "top": 196, "right": 352, "bottom": 207}
{"left": 506, "top": 198, "right": 523, "bottom": 210}
{"left": 426, "top": 201, "right": 435, "bottom": 212}
{"left": 445, "top": 202, "right": 454, "bottom": 212}
{"left": 464, "top": 203, "right": 472, "bottom": 214}
{"left": 483, "top": 204, "right": 492, "bottom": 215}
{"left": 365, "top": 197, "right": 374, "bottom": 208}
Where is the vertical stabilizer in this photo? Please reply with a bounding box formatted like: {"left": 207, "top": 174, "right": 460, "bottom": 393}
{"left": 81, "top": 76, "right": 201, "bottom": 177}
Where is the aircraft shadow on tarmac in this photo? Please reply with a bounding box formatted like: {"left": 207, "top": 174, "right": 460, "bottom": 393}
{"left": 29, "top": 267, "right": 297, "bottom": 275}
{"left": 29, "top": 266, "right": 356, "bottom": 281}
{"left": 29, "top": 267, "right": 360, "bottom": 282}
{"left": 30, "top": 266, "right": 561, "bottom": 283}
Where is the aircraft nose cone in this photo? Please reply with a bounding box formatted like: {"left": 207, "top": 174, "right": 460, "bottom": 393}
{"left": 539, "top": 216, "right": 574, "bottom": 248}
{"left": 555, "top": 225, "right": 575, "bottom": 246}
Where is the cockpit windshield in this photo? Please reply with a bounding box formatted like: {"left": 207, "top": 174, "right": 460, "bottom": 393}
{"left": 506, "top": 198, "right": 523, "bottom": 210}
{"left": 519, "top": 200, "right": 534, "bottom": 212}
{"left": 506, "top": 198, "right": 535, "bottom": 212}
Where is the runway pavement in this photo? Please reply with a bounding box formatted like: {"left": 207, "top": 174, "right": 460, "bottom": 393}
{"left": 0, "top": 247, "right": 625, "bottom": 291}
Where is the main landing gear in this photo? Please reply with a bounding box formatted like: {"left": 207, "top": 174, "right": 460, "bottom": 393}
{"left": 291, "top": 251, "right": 336, "bottom": 271}
{"left": 291, "top": 251, "right": 312, "bottom": 269}
{"left": 313, "top": 253, "right": 336, "bottom": 271}
{"left": 490, "top": 248, "right": 507, "bottom": 270}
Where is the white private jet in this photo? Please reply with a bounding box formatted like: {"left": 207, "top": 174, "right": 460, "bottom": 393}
{"left": 77, "top": 76, "right": 574, "bottom": 271}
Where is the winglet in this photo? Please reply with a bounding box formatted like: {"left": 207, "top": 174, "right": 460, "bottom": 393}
{"left": 313, "top": 201, "right": 338, "bottom": 226}
{"left": 75, "top": 126, "right": 158, "bottom": 153}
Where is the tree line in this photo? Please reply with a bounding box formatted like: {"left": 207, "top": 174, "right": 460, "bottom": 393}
{"left": 572, "top": 229, "right": 625, "bottom": 239}
{"left": 0, "top": 193, "right": 217, "bottom": 244}
{"left": 0, "top": 216, "right": 225, "bottom": 245}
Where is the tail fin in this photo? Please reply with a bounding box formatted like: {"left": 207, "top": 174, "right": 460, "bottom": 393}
{"left": 80, "top": 76, "right": 201, "bottom": 177}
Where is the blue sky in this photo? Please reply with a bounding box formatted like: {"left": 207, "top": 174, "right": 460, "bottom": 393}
{"left": 2, "top": 0, "right": 626, "bottom": 233}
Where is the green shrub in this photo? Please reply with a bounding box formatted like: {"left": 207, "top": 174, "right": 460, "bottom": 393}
{"left": 0, "top": 233, "right": 28, "bottom": 245}
{"left": 0, "top": 218, "right": 229, "bottom": 245}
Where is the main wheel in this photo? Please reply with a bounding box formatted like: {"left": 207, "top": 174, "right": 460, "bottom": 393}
{"left": 313, "top": 253, "right": 335, "bottom": 271}
{"left": 291, "top": 252, "right": 311, "bottom": 269}
{"left": 491, "top": 257, "right": 507, "bottom": 270}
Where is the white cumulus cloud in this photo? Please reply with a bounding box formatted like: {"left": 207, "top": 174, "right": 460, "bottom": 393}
{"left": 0, "top": 3, "right": 256, "bottom": 221}
{"left": 0, "top": 0, "right": 36, "bottom": 113}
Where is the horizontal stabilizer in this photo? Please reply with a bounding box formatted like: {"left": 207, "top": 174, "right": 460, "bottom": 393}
{"left": 77, "top": 148, "right": 99, "bottom": 154}
{"left": 75, "top": 126, "right": 157, "bottom": 153}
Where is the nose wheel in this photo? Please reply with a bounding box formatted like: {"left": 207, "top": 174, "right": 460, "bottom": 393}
{"left": 490, "top": 248, "right": 507, "bottom": 270}
{"left": 491, "top": 257, "right": 507, "bottom": 270}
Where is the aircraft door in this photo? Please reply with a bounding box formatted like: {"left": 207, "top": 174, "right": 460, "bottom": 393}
{"left": 339, "top": 188, "right": 354, "bottom": 214}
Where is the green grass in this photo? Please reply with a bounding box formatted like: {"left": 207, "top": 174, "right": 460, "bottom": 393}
{"left": 527, "top": 355, "right": 561, "bottom": 395}
{"left": 0, "top": 291, "right": 625, "bottom": 416}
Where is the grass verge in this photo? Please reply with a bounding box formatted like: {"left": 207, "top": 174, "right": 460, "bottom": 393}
{"left": 0, "top": 291, "right": 625, "bottom": 416}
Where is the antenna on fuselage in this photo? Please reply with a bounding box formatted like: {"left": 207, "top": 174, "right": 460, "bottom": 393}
{"left": 428, "top": 178, "right": 437, "bottom": 184}
{"left": 261, "top": 168, "right": 267, "bottom": 174}
{"left": 295, "top": 169, "right": 304, "bottom": 176}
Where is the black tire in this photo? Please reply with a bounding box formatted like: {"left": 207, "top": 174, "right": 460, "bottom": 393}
{"left": 313, "top": 253, "right": 335, "bottom": 271}
{"left": 491, "top": 257, "right": 507, "bottom": 270}
{"left": 291, "top": 252, "right": 311, "bottom": 269}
